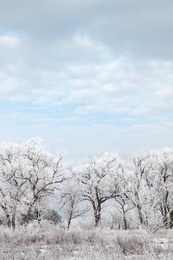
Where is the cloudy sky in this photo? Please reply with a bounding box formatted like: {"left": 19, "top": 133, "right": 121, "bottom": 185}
{"left": 0, "top": 0, "right": 173, "bottom": 161}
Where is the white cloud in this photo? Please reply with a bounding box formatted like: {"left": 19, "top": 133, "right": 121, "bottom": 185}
{"left": 1, "top": 53, "right": 172, "bottom": 120}
{"left": 73, "top": 34, "right": 104, "bottom": 51}
{"left": 0, "top": 74, "right": 19, "bottom": 94}
{"left": 0, "top": 35, "right": 20, "bottom": 47}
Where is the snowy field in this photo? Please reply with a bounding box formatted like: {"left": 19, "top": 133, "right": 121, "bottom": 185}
{"left": 0, "top": 223, "right": 173, "bottom": 259}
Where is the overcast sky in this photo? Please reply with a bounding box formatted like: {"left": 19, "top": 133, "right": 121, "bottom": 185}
{"left": 0, "top": 0, "right": 173, "bottom": 162}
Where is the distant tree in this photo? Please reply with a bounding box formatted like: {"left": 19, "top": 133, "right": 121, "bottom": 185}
{"left": 113, "top": 196, "right": 134, "bottom": 230}
{"left": 43, "top": 209, "right": 61, "bottom": 224}
{"left": 20, "top": 208, "right": 61, "bottom": 225}
{"left": 108, "top": 167, "right": 135, "bottom": 230}
{"left": 73, "top": 152, "right": 123, "bottom": 227}
{"left": 60, "top": 173, "right": 89, "bottom": 229}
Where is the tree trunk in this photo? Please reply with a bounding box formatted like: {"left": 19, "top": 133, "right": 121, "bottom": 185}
{"left": 136, "top": 204, "right": 144, "bottom": 225}
{"left": 94, "top": 203, "right": 101, "bottom": 227}
{"left": 23, "top": 203, "right": 36, "bottom": 224}
{"left": 1, "top": 204, "right": 11, "bottom": 228}
{"left": 11, "top": 213, "right": 16, "bottom": 230}
{"left": 161, "top": 191, "right": 169, "bottom": 228}
{"left": 67, "top": 210, "right": 73, "bottom": 229}
{"left": 122, "top": 210, "right": 128, "bottom": 230}
{"left": 169, "top": 210, "right": 173, "bottom": 229}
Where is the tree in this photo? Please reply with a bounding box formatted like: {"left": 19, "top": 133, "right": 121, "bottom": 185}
{"left": 73, "top": 152, "right": 123, "bottom": 227}
{"left": 19, "top": 208, "right": 61, "bottom": 225}
{"left": 148, "top": 148, "right": 173, "bottom": 228}
{"left": 19, "top": 138, "right": 65, "bottom": 225}
{"left": 109, "top": 166, "right": 135, "bottom": 230}
{"left": 125, "top": 150, "right": 173, "bottom": 230}
{"left": 125, "top": 153, "right": 151, "bottom": 226}
{"left": 0, "top": 138, "right": 65, "bottom": 229}
{"left": 60, "top": 173, "right": 89, "bottom": 229}
{"left": 0, "top": 141, "right": 27, "bottom": 228}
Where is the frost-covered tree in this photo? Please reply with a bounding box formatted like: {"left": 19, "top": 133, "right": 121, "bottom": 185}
{"left": 73, "top": 152, "right": 123, "bottom": 226}
{"left": 125, "top": 149, "right": 173, "bottom": 230}
{"left": 19, "top": 138, "right": 65, "bottom": 224}
{"left": 0, "top": 142, "right": 27, "bottom": 228}
{"left": 0, "top": 138, "right": 65, "bottom": 228}
{"left": 60, "top": 174, "right": 88, "bottom": 229}
{"left": 125, "top": 153, "right": 152, "bottom": 227}
{"left": 148, "top": 148, "right": 173, "bottom": 228}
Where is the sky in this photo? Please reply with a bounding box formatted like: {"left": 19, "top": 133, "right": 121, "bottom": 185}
{"left": 0, "top": 0, "right": 173, "bottom": 162}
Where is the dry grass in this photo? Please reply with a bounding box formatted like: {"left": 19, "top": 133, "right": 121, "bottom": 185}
{"left": 0, "top": 222, "right": 173, "bottom": 259}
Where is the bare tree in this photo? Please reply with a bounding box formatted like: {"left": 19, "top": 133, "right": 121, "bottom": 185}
{"left": 73, "top": 152, "right": 123, "bottom": 227}
{"left": 125, "top": 153, "right": 153, "bottom": 227}
{"left": 60, "top": 173, "right": 89, "bottom": 229}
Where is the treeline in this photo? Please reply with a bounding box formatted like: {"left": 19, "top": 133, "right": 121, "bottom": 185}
{"left": 0, "top": 138, "right": 173, "bottom": 230}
